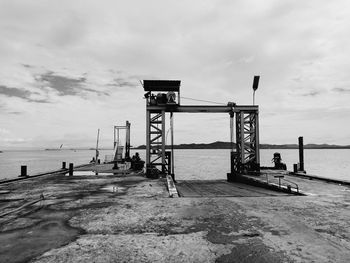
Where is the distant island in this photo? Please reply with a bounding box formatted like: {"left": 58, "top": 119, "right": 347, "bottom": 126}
{"left": 135, "top": 141, "right": 350, "bottom": 149}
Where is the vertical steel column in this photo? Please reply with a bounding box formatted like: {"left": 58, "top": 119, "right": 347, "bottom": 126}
{"left": 146, "top": 110, "right": 150, "bottom": 170}
{"left": 235, "top": 111, "right": 242, "bottom": 173}
{"left": 125, "top": 121, "right": 131, "bottom": 159}
{"left": 229, "top": 111, "right": 238, "bottom": 179}
{"left": 240, "top": 112, "right": 245, "bottom": 166}
{"left": 161, "top": 110, "right": 166, "bottom": 174}
{"left": 146, "top": 111, "right": 166, "bottom": 176}
{"left": 95, "top": 128, "right": 100, "bottom": 163}
{"left": 170, "top": 112, "right": 174, "bottom": 176}
{"left": 230, "top": 112, "right": 234, "bottom": 152}
{"left": 235, "top": 109, "right": 260, "bottom": 173}
{"left": 255, "top": 111, "right": 260, "bottom": 165}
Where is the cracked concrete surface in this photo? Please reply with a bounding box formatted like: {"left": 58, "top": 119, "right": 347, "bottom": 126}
{"left": 0, "top": 169, "right": 350, "bottom": 262}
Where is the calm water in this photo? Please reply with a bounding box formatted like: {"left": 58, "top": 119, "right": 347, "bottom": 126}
{"left": 0, "top": 149, "right": 349, "bottom": 181}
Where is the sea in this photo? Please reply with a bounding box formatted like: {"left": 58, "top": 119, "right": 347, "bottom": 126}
{"left": 0, "top": 149, "right": 349, "bottom": 182}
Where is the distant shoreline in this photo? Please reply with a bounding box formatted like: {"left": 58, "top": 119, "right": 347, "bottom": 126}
{"left": 2, "top": 142, "right": 350, "bottom": 152}
{"left": 135, "top": 141, "right": 350, "bottom": 150}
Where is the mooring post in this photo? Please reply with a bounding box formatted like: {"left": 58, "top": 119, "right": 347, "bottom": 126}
{"left": 69, "top": 163, "right": 74, "bottom": 176}
{"left": 20, "top": 165, "right": 28, "bottom": 177}
{"left": 62, "top": 162, "right": 66, "bottom": 169}
{"left": 298, "top": 136, "right": 304, "bottom": 172}
{"left": 293, "top": 164, "right": 298, "bottom": 173}
{"left": 230, "top": 151, "right": 235, "bottom": 177}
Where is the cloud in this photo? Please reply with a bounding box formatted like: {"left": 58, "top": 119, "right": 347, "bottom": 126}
{"left": 7, "top": 111, "right": 23, "bottom": 115}
{"left": 38, "top": 72, "right": 86, "bottom": 96}
{"left": 1, "top": 0, "right": 350, "bottom": 147}
{"left": 301, "top": 90, "right": 323, "bottom": 97}
{"left": 0, "top": 128, "right": 10, "bottom": 135}
{"left": 83, "top": 87, "right": 109, "bottom": 96}
{"left": 22, "top": 63, "right": 33, "bottom": 68}
{"left": 107, "top": 77, "right": 139, "bottom": 88}
{"left": 1, "top": 137, "right": 30, "bottom": 144}
{"left": 333, "top": 87, "right": 350, "bottom": 93}
{"left": 0, "top": 85, "right": 49, "bottom": 103}
{"left": 37, "top": 71, "right": 111, "bottom": 97}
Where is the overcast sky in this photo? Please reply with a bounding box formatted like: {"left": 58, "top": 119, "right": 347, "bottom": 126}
{"left": 1, "top": 0, "right": 350, "bottom": 149}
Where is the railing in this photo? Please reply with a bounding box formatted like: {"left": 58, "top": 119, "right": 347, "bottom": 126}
{"left": 261, "top": 173, "right": 299, "bottom": 193}
{"left": 273, "top": 175, "right": 299, "bottom": 193}
{"left": 281, "top": 177, "right": 299, "bottom": 193}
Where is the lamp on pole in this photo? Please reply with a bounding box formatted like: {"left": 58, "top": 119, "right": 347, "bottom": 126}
{"left": 252, "top": 75, "right": 260, "bottom": 105}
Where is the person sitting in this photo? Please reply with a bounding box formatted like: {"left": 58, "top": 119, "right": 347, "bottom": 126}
{"left": 131, "top": 152, "right": 144, "bottom": 170}
{"left": 132, "top": 152, "right": 141, "bottom": 162}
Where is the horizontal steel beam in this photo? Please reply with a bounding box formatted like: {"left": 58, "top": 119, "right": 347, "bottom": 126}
{"left": 146, "top": 105, "right": 258, "bottom": 113}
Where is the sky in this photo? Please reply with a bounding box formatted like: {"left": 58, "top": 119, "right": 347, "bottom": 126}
{"left": 1, "top": 0, "right": 350, "bottom": 150}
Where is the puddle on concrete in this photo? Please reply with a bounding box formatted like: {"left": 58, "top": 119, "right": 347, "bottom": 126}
{"left": 68, "top": 171, "right": 96, "bottom": 176}
{"left": 0, "top": 218, "right": 82, "bottom": 263}
{"left": 95, "top": 173, "right": 115, "bottom": 176}
{"left": 65, "top": 171, "right": 117, "bottom": 176}
{"left": 100, "top": 185, "right": 126, "bottom": 193}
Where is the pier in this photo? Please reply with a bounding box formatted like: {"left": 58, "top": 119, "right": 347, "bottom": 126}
{"left": 0, "top": 164, "right": 350, "bottom": 262}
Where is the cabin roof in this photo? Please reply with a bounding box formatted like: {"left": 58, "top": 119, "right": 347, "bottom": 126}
{"left": 143, "top": 80, "right": 181, "bottom": 92}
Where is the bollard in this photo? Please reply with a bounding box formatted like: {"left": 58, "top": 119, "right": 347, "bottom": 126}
{"left": 298, "top": 136, "right": 304, "bottom": 172}
{"left": 293, "top": 164, "right": 298, "bottom": 173}
{"left": 69, "top": 163, "right": 74, "bottom": 176}
{"left": 20, "top": 165, "right": 28, "bottom": 177}
{"left": 62, "top": 162, "right": 66, "bottom": 169}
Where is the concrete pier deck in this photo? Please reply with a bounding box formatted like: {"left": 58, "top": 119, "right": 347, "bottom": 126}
{"left": 0, "top": 166, "right": 350, "bottom": 262}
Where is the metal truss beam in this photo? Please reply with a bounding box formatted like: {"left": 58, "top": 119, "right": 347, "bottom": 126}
{"left": 147, "top": 105, "right": 258, "bottom": 113}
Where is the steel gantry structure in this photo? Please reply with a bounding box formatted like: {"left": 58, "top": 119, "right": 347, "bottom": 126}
{"left": 113, "top": 121, "right": 131, "bottom": 162}
{"left": 143, "top": 80, "right": 260, "bottom": 179}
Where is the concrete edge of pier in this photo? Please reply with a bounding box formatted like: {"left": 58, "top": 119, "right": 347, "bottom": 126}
{"left": 166, "top": 175, "right": 179, "bottom": 197}
{"left": 228, "top": 173, "right": 305, "bottom": 195}
{"left": 289, "top": 171, "right": 350, "bottom": 186}
{"left": 0, "top": 163, "right": 93, "bottom": 185}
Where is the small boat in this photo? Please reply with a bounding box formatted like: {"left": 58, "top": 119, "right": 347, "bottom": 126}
{"left": 45, "top": 144, "right": 63, "bottom": 151}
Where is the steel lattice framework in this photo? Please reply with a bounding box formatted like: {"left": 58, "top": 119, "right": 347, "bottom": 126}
{"left": 146, "top": 111, "right": 166, "bottom": 174}
{"left": 235, "top": 111, "right": 260, "bottom": 173}
{"left": 143, "top": 80, "right": 260, "bottom": 178}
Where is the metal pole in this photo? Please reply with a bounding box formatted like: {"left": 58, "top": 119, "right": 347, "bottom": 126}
{"left": 253, "top": 90, "right": 256, "bottom": 105}
{"left": 146, "top": 110, "right": 150, "bottom": 174}
{"left": 95, "top": 129, "right": 100, "bottom": 163}
{"left": 298, "top": 136, "right": 304, "bottom": 172}
{"left": 69, "top": 163, "right": 74, "bottom": 176}
{"left": 113, "top": 126, "right": 116, "bottom": 149}
{"left": 161, "top": 110, "right": 166, "bottom": 175}
{"left": 255, "top": 110, "right": 260, "bottom": 166}
{"left": 229, "top": 112, "right": 235, "bottom": 179}
{"left": 230, "top": 112, "right": 234, "bottom": 152}
{"left": 20, "top": 165, "right": 28, "bottom": 177}
{"left": 170, "top": 112, "right": 174, "bottom": 178}
{"left": 125, "top": 121, "right": 131, "bottom": 159}
{"left": 240, "top": 113, "right": 245, "bottom": 166}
